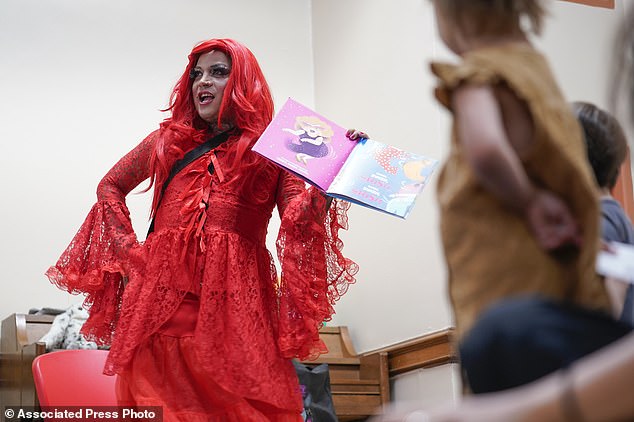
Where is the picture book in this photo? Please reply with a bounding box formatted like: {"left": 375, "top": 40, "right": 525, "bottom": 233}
{"left": 252, "top": 98, "right": 439, "bottom": 219}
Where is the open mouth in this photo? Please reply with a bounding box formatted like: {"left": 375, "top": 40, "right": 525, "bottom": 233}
{"left": 198, "top": 92, "right": 215, "bottom": 105}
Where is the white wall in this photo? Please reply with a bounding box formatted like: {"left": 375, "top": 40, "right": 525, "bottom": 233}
{"left": 538, "top": 1, "right": 634, "bottom": 178}
{"left": 312, "top": 0, "right": 454, "bottom": 351}
{"left": 0, "top": 0, "right": 314, "bottom": 317}
{"left": 536, "top": 0, "right": 629, "bottom": 108}
{"left": 391, "top": 364, "right": 461, "bottom": 408}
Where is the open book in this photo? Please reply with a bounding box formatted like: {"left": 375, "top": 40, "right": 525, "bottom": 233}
{"left": 252, "top": 98, "right": 439, "bottom": 219}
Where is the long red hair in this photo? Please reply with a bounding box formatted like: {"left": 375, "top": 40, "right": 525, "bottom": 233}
{"left": 148, "top": 38, "right": 274, "bottom": 217}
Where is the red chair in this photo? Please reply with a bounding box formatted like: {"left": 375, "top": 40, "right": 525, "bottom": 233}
{"left": 32, "top": 349, "right": 117, "bottom": 406}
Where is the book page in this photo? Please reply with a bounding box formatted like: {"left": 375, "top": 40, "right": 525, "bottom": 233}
{"left": 328, "top": 139, "right": 438, "bottom": 218}
{"left": 252, "top": 98, "right": 356, "bottom": 191}
{"left": 596, "top": 242, "right": 634, "bottom": 284}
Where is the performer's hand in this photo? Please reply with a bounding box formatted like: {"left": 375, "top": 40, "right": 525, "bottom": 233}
{"left": 346, "top": 129, "right": 369, "bottom": 141}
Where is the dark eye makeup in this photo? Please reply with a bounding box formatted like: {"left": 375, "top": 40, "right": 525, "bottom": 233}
{"left": 211, "top": 65, "right": 230, "bottom": 76}
{"left": 189, "top": 65, "right": 231, "bottom": 80}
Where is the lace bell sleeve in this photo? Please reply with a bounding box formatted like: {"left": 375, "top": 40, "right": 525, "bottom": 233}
{"left": 275, "top": 170, "right": 358, "bottom": 360}
{"left": 45, "top": 131, "right": 157, "bottom": 345}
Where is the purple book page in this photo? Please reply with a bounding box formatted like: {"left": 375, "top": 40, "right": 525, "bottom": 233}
{"left": 252, "top": 98, "right": 356, "bottom": 191}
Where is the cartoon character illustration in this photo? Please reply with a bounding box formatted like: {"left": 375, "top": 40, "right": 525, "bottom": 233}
{"left": 402, "top": 158, "right": 434, "bottom": 183}
{"left": 385, "top": 158, "right": 434, "bottom": 216}
{"left": 283, "top": 116, "right": 334, "bottom": 164}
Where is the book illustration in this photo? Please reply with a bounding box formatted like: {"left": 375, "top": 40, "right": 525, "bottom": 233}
{"left": 252, "top": 98, "right": 356, "bottom": 191}
{"left": 253, "top": 97, "right": 439, "bottom": 218}
{"left": 283, "top": 116, "right": 334, "bottom": 164}
{"left": 329, "top": 139, "right": 437, "bottom": 218}
{"left": 386, "top": 157, "right": 437, "bottom": 216}
{"left": 375, "top": 145, "right": 408, "bottom": 174}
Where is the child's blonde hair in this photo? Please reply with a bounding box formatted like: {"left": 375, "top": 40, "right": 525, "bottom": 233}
{"left": 434, "top": 0, "right": 546, "bottom": 37}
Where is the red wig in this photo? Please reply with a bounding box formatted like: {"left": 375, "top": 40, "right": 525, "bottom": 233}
{"left": 148, "top": 38, "right": 274, "bottom": 217}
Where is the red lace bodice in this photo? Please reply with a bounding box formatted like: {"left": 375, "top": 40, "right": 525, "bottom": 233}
{"left": 46, "top": 130, "right": 358, "bottom": 411}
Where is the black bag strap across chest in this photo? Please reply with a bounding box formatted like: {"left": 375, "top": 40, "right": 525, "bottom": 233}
{"left": 147, "top": 131, "right": 231, "bottom": 236}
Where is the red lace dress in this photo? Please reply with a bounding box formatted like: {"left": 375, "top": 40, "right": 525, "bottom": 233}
{"left": 46, "top": 131, "right": 358, "bottom": 421}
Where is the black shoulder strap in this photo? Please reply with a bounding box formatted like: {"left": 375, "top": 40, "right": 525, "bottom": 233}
{"left": 147, "top": 131, "right": 231, "bottom": 236}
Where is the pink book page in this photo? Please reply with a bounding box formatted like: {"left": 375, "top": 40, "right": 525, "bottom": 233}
{"left": 252, "top": 98, "right": 356, "bottom": 191}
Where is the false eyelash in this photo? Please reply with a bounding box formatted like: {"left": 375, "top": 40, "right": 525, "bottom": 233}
{"left": 212, "top": 67, "right": 230, "bottom": 76}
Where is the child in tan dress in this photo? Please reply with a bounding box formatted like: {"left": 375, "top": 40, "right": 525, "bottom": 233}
{"left": 429, "top": 0, "right": 610, "bottom": 340}
{"left": 373, "top": 3, "right": 634, "bottom": 420}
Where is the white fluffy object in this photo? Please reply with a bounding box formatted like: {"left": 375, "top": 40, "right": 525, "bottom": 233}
{"left": 39, "top": 304, "right": 98, "bottom": 351}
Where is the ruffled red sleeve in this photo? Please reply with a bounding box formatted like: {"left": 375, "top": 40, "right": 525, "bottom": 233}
{"left": 45, "top": 201, "right": 139, "bottom": 345}
{"left": 275, "top": 171, "right": 358, "bottom": 360}
{"left": 45, "top": 132, "right": 156, "bottom": 345}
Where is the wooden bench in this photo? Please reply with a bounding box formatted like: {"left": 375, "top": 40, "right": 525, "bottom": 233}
{"left": 299, "top": 326, "right": 390, "bottom": 421}
{"left": 1, "top": 313, "right": 53, "bottom": 408}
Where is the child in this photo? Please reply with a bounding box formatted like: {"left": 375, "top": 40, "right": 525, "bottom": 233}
{"left": 573, "top": 101, "right": 634, "bottom": 325}
{"left": 429, "top": 0, "right": 610, "bottom": 341}
{"left": 408, "top": 102, "right": 634, "bottom": 394}
{"left": 373, "top": 6, "right": 634, "bottom": 420}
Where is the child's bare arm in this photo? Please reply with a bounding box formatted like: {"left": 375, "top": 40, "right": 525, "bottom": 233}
{"left": 453, "top": 84, "right": 536, "bottom": 212}
{"left": 453, "top": 84, "right": 580, "bottom": 250}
